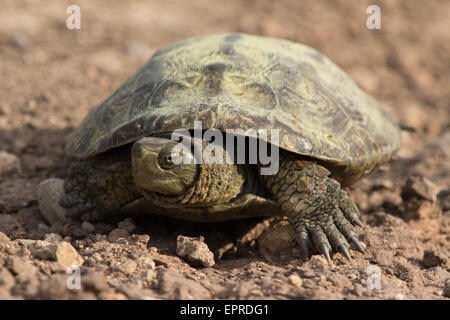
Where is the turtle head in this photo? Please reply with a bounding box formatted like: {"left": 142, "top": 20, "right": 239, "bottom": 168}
{"left": 131, "top": 137, "right": 198, "bottom": 195}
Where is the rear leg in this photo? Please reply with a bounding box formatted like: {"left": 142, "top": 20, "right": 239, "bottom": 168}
{"left": 59, "top": 149, "right": 141, "bottom": 221}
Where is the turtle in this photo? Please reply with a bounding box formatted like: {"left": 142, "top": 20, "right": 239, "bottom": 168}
{"left": 60, "top": 33, "right": 401, "bottom": 262}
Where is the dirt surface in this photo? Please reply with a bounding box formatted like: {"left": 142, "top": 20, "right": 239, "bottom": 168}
{"left": 0, "top": 0, "right": 449, "bottom": 300}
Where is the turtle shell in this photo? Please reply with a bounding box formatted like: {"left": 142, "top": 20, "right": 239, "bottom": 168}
{"left": 65, "top": 33, "right": 401, "bottom": 185}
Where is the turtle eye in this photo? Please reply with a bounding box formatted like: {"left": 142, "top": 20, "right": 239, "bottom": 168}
{"left": 160, "top": 153, "right": 175, "bottom": 169}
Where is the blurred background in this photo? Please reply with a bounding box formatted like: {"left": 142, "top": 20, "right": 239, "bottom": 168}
{"left": 1, "top": 0, "right": 448, "bottom": 134}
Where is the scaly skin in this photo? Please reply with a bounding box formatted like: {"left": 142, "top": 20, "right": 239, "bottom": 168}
{"left": 263, "top": 158, "right": 364, "bottom": 262}
{"left": 60, "top": 138, "right": 364, "bottom": 262}
{"left": 59, "top": 148, "right": 141, "bottom": 221}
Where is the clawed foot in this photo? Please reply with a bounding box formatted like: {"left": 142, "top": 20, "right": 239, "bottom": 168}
{"left": 292, "top": 182, "right": 365, "bottom": 264}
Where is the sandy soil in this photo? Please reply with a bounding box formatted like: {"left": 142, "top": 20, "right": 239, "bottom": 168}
{"left": 0, "top": 0, "right": 449, "bottom": 300}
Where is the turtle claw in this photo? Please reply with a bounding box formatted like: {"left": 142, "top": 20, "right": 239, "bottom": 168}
{"left": 320, "top": 243, "right": 332, "bottom": 264}
{"left": 338, "top": 190, "right": 364, "bottom": 228}
{"left": 290, "top": 189, "right": 363, "bottom": 263}
{"left": 339, "top": 244, "right": 352, "bottom": 261}
{"left": 350, "top": 236, "right": 365, "bottom": 253}
{"left": 267, "top": 160, "right": 365, "bottom": 264}
{"left": 354, "top": 217, "right": 364, "bottom": 228}
{"left": 299, "top": 238, "right": 310, "bottom": 261}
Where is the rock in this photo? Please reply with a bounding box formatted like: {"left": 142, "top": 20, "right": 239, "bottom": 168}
{"left": 66, "top": 224, "right": 88, "bottom": 238}
{"left": 394, "top": 257, "right": 424, "bottom": 285}
{"left": 287, "top": 274, "right": 303, "bottom": 288}
{"left": 0, "top": 151, "right": 21, "bottom": 176}
{"left": 16, "top": 238, "right": 35, "bottom": 248}
{"left": 107, "top": 228, "right": 130, "bottom": 243}
{"left": 93, "top": 223, "right": 113, "bottom": 235}
{"left": 29, "top": 240, "right": 55, "bottom": 260}
{"left": 81, "top": 221, "right": 95, "bottom": 233}
{"left": 142, "top": 269, "right": 154, "bottom": 283}
{"left": 36, "top": 178, "right": 67, "bottom": 224}
{"left": 176, "top": 235, "right": 215, "bottom": 267}
{"left": 7, "top": 256, "right": 38, "bottom": 277}
{"left": 0, "top": 233, "right": 22, "bottom": 255}
{"left": 112, "top": 260, "right": 137, "bottom": 275}
{"left": 27, "top": 239, "right": 83, "bottom": 267}
{"left": 443, "top": 278, "right": 450, "bottom": 298}
{"left": 137, "top": 257, "right": 155, "bottom": 270}
{"left": 0, "top": 267, "right": 16, "bottom": 290}
{"left": 0, "top": 178, "right": 36, "bottom": 212}
{"left": 48, "top": 261, "right": 68, "bottom": 274}
{"left": 128, "top": 234, "right": 150, "bottom": 248}
{"left": 402, "top": 198, "right": 441, "bottom": 220}
{"left": 54, "top": 241, "right": 84, "bottom": 267}
{"left": 423, "top": 249, "right": 447, "bottom": 268}
{"left": 158, "top": 269, "right": 211, "bottom": 299}
{"left": 117, "top": 218, "right": 136, "bottom": 233}
{"left": 400, "top": 175, "right": 442, "bottom": 221}
{"left": 0, "top": 231, "right": 11, "bottom": 243}
{"left": 401, "top": 175, "right": 439, "bottom": 202}
{"left": 308, "top": 255, "right": 328, "bottom": 270}
{"left": 437, "top": 189, "right": 450, "bottom": 211}
{"left": 45, "top": 233, "right": 64, "bottom": 243}
{"left": 373, "top": 250, "right": 394, "bottom": 267}
{"left": 258, "top": 219, "right": 296, "bottom": 263}
{"left": 49, "top": 221, "right": 64, "bottom": 234}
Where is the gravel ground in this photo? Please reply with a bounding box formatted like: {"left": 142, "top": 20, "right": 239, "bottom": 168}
{"left": 0, "top": 0, "right": 449, "bottom": 300}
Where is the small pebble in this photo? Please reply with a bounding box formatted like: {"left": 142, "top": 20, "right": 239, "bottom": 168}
{"left": 28, "top": 239, "right": 83, "bottom": 267}
{"left": 423, "top": 249, "right": 447, "bottom": 268}
{"left": 0, "top": 151, "right": 21, "bottom": 176}
{"left": 112, "top": 260, "right": 137, "bottom": 275}
{"left": 107, "top": 228, "right": 130, "bottom": 243}
{"left": 118, "top": 218, "right": 136, "bottom": 233}
{"left": 287, "top": 274, "right": 303, "bottom": 288}
{"left": 443, "top": 279, "right": 450, "bottom": 298}
{"left": 176, "top": 235, "right": 215, "bottom": 268}
{"left": 81, "top": 221, "right": 95, "bottom": 233}
{"left": 142, "top": 269, "right": 154, "bottom": 282}
{"left": 36, "top": 178, "right": 67, "bottom": 224}
{"left": 54, "top": 241, "right": 84, "bottom": 267}
{"left": 401, "top": 175, "right": 439, "bottom": 202}
{"left": 45, "top": 233, "right": 64, "bottom": 243}
{"left": 137, "top": 257, "right": 156, "bottom": 269}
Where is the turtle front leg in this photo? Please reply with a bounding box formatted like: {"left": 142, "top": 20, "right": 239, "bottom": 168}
{"left": 59, "top": 150, "right": 140, "bottom": 221}
{"left": 263, "top": 158, "right": 365, "bottom": 263}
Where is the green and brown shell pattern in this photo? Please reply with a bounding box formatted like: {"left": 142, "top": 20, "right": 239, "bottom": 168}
{"left": 65, "top": 33, "right": 401, "bottom": 186}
